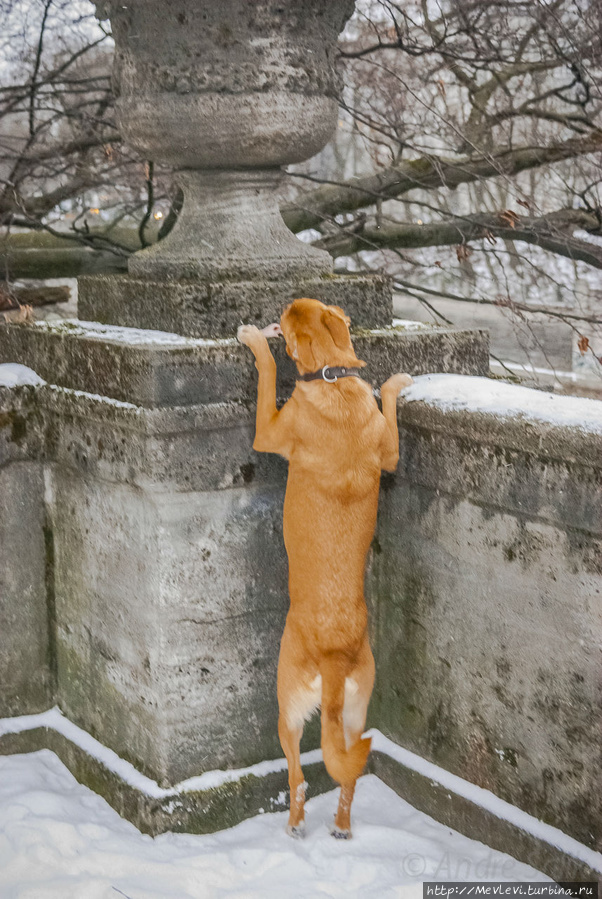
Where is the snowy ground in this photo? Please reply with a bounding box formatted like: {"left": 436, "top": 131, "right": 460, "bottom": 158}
{"left": 0, "top": 750, "right": 550, "bottom": 899}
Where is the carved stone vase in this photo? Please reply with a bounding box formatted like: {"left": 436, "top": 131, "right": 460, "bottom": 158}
{"left": 94, "top": 0, "right": 355, "bottom": 283}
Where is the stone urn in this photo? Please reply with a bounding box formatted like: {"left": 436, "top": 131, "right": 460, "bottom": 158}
{"left": 95, "top": 0, "right": 355, "bottom": 282}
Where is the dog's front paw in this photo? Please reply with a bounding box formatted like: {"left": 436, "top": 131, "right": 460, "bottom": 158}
{"left": 237, "top": 324, "right": 264, "bottom": 348}
{"left": 260, "top": 322, "right": 282, "bottom": 338}
{"left": 382, "top": 373, "right": 413, "bottom": 396}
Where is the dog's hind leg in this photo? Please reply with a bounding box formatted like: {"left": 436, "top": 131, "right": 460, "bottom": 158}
{"left": 332, "top": 638, "right": 375, "bottom": 839}
{"left": 277, "top": 627, "right": 319, "bottom": 838}
{"left": 278, "top": 715, "right": 307, "bottom": 837}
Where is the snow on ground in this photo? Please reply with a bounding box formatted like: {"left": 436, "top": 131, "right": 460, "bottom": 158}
{"left": 0, "top": 751, "right": 549, "bottom": 899}
{"left": 403, "top": 374, "right": 602, "bottom": 434}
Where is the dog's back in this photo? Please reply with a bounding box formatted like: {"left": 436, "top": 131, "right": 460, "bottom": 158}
{"left": 286, "top": 376, "right": 385, "bottom": 499}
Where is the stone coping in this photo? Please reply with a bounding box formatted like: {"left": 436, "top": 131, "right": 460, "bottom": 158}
{"left": 0, "top": 319, "right": 489, "bottom": 408}
{"left": 0, "top": 709, "right": 599, "bottom": 880}
{"left": 396, "top": 409, "right": 602, "bottom": 536}
{"left": 400, "top": 380, "right": 602, "bottom": 470}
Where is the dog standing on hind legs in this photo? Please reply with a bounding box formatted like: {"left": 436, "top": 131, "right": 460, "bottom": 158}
{"left": 238, "top": 298, "right": 412, "bottom": 839}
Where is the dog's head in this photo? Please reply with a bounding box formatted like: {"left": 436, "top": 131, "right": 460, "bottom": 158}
{"left": 280, "top": 298, "right": 365, "bottom": 374}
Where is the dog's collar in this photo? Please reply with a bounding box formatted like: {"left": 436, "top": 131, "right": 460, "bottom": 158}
{"left": 297, "top": 365, "right": 362, "bottom": 384}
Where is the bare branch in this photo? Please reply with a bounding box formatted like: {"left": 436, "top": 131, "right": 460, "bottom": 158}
{"left": 282, "top": 131, "right": 602, "bottom": 233}
{"left": 28, "top": 0, "right": 53, "bottom": 138}
{"left": 314, "top": 208, "right": 602, "bottom": 269}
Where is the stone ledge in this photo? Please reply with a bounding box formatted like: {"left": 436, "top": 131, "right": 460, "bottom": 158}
{"left": 0, "top": 715, "right": 598, "bottom": 880}
{"left": 0, "top": 720, "right": 332, "bottom": 837}
{"left": 370, "top": 751, "right": 600, "bottom": 884}
{"left": 396, "top": 401, "right": 602, "bottom": 536}
{"left": 400, "top": 400, "right": 602, "bottom": 469}
{"left": 40, "top": 389, "right": 284, "bottom": 492}
{"left": 0, "top": 320, "right": 490, "bottom": 409}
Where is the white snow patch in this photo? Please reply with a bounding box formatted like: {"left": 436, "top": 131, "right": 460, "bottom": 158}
{"left": 392, "top": 318, "right": 436, "bottom": 331}
{"left": 403, "top": 374, "right": 602, "bottom": 434}
{"left": 0, "top": 750, "right": 550, "bottom": 898}
{"left": 0, "top": 362, "right": 46, "bottom": 388}
{"left": 34, "top": 319, "right": 237, "bottom": 347}
{"left": 47, "top": 384, "right": 141, "bottom": 411}
{"left": 366, "top": 320, "right": 436, "bottom": 336}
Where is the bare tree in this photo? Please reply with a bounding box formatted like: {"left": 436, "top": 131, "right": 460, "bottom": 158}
{"left": 0, "top": 0, "right": 174, "bottom": 273}
{"left": 282, "top": 0, "right": 602, "bottom": 385}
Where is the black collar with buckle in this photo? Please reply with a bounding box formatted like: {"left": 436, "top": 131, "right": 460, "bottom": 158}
{"left": 297, "top": 365, "right": 362, "bottom": 383}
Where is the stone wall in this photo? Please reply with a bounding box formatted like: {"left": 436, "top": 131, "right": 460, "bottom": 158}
{"left": 0, "top": 382, "right": 52, "bottom": 716}
{"left": 370, "top": 375, "right": 602, "bottom": 851}
{"left": 0, "top": 318, "right": 490, "bottom": 786}
{"left": 1, "top": 349, "right": 600, "bottom": 851}
{"left": 41, "top": 386, "right": 292, "bottom": 784}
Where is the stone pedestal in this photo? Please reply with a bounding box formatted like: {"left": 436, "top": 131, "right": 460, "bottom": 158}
{"left": 78, "top": 273, "right": 394, "bottom": 338}
{"left": 45, "top": 391, "right": 290, "bottom": 783}
{"left": 127, "top": 170, "right": 334, "bottom": 284}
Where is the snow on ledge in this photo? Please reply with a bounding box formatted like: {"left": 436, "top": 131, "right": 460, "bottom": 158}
{"left": 34, "top": 319, "right": 237, "bottom": 347}
{"left": 368, "top": 729, "right": 602, "bottom": 875}
{"left": 0, "top": 707, "right": 320, "bottom": 800}
{"left": 403, "top": 374, "right": 602, "bottom": 435}
{"left": 392, "top": 318, "right": 437, "bottom": 331}
{"left": 0, "top": 707, "right": 600, "bottom": 872}
{"left": 0, "top": 363, "right": 45, "bottom": 388}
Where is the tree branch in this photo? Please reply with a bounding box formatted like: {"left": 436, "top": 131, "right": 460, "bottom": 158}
{"left": 282, "top": 130, "right": 602, "bottom": 233}
{"left": 314, "top": 208, "right": 602, "bottom": 269}
{"left": 28, "top": 0, "right": 53, "bottom": 138}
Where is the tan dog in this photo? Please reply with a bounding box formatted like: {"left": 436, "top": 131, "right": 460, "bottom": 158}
{"left": 238, "top": 298, "right": 412, "bottom": 839}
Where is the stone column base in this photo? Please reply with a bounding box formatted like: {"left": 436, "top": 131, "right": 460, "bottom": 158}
{"left": 77, "top": 273, "right": 394, "bottom": 338}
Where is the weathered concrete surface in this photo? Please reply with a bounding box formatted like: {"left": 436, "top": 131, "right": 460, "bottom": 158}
{"left": 370, "top": 395, "right": 602, "bottom": 850}
{"left": 0, "top": 320, "right": 489, "bottom": 408}
{"left": 50, "top": 469, "right": 290, "bottom": 783}
{"left": 40, "top": 386, "right": 290, "bottom": 783}
{"left": 78, "top": 272, "right": 395, "bottom": 336}
{"left": 0, "top": 385, "right": 52, "bottom": 716}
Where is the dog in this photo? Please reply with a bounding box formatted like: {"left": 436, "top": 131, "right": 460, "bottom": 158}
{"left": 238, "top": 298, "right": 412, "bottom": 839}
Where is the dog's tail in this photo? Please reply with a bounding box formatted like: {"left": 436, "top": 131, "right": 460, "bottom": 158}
{"left": 320, "top": 653, "right": 371, "bottom": 785}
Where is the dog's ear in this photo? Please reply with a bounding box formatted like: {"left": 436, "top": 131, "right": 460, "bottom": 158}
{"left": 286, "top": 331, "right": 318, "bottom": 371}
{"left": 321, "top": 306, "right": 351, "bottom": 350}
